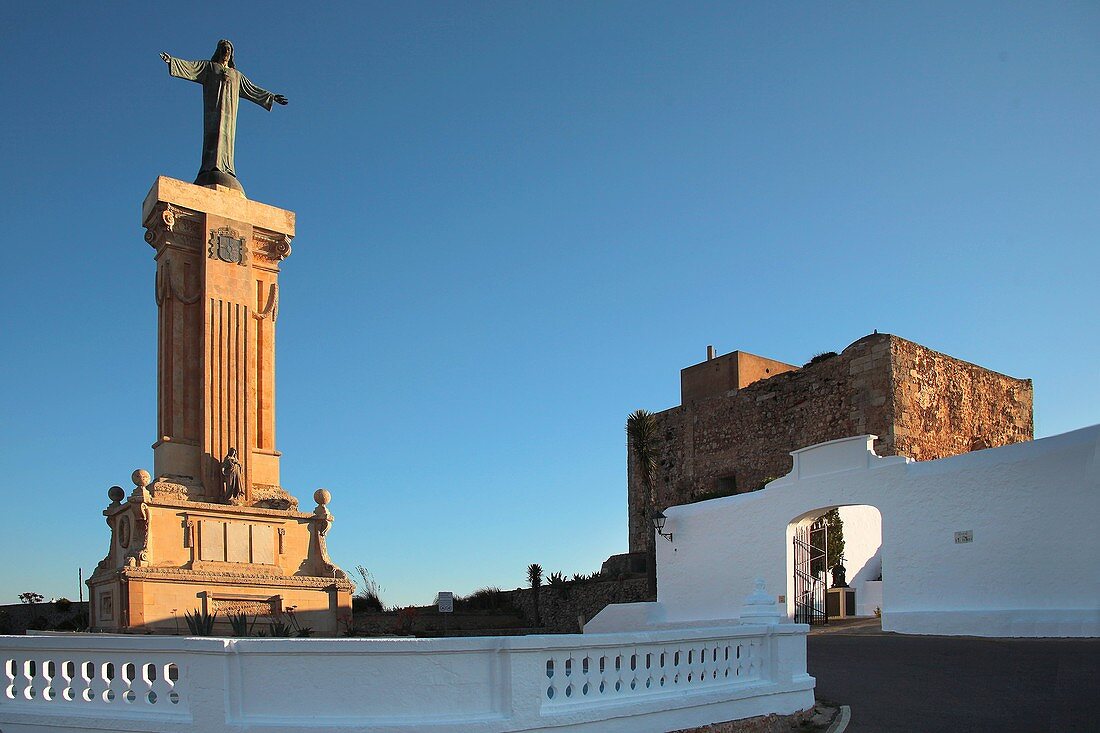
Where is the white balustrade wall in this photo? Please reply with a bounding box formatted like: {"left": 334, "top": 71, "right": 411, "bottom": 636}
{"left": 0, "top": 624, "right": 813, "bottom": 733}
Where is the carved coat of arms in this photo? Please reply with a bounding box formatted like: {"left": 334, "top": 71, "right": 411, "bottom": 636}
{"left": 209, "top": 227, "right": 247, "bottom": 265}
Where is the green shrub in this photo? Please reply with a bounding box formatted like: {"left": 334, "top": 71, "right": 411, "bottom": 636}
{"left": 455, "top": 587, "right": 510, "bottom": 611}
{"left": 804, "top": 351, "right": 838, "bottom": 367}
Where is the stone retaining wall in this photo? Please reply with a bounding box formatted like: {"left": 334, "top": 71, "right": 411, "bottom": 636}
{"left": 506, "top": 577, "right": 652, "bottom": 633}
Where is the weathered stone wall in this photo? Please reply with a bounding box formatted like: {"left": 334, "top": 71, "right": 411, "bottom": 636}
{"left": 346, "top": 579, "right": 652, "bottom": 636}
{"left": 507, "top": 577, "right": 651, "bottom": 633}
{"left": 890, "top": 338, "right": 1033, "bottom": 460}
{"left": 628, "top": 333, "right": 1032, "bottom": 552}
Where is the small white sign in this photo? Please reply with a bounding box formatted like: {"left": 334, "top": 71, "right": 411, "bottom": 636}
{"left": 436, "top": 591, "right": 453, "bottom": 613}
{"left": 954, "top": 530, "right": 973, "bottom": 544}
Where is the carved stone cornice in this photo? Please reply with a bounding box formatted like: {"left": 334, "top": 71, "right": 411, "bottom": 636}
{"left": 118, "top": 566, "right": 354, "bottom": 592}
{"left": 143, "top": 495, "right": 312, "bottom": 520}
{"left": 143, "top": 202, "right": 203, "bottom": 251}
{"left": 253, "top": 228, "right": 293, "bottom": 266}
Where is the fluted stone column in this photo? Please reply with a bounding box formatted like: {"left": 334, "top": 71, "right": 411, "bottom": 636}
{"left": 142, "top": 177, "right": 294, "bottom": 503}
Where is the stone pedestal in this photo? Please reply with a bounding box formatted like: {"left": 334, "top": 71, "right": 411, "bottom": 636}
{"left": 826, "top": 587, "right": 856, "bottom": 620}
{"left": 86, "top": 178, "right": 352, "bottom": 635}
{"left": 88, "top": 475, "right": 351, "bottom": 635}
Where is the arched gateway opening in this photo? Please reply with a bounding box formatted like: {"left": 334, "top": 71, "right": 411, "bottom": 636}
{"left": 785, "top": 505, "right": 883, "bottom": 624}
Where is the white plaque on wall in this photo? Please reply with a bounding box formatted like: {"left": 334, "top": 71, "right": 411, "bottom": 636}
{"left": 200, "top": 520, "right": 225, "bottom": 561}
{"left": 252, "top": 525, "right": 275, "bottom": 565}
{"left": 226, "top": 522, "right": 250, "bottom": 563}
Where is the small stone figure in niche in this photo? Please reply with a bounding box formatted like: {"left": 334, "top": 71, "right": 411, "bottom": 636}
{"left": 221, "top": 447, "right": 243, "bottom": 503}
{"left": 160, "top": 39, "right": 288, "bottom": 193}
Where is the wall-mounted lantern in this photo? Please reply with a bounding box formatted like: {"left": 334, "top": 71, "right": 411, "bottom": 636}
{"left": 652, "top": 510, "right": 673, "bottom": 543}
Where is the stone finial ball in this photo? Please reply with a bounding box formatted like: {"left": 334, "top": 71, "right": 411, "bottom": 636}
{"left": 314, "top": 488, "right": 331, "bottom": 506}
{"left": 108, "top": 485, "right": 126, "bottom": 503}
{"left": 132, "top": 469, "right": 152, "bottom": 488}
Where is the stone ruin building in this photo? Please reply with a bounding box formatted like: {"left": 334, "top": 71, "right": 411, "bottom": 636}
{"left": 626, "top": 332, "right": 1034, "bottom": 553}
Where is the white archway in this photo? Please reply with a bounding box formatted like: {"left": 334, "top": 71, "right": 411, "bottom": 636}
{"left": 784, "top": 505, "right": 883, "bottom": 621}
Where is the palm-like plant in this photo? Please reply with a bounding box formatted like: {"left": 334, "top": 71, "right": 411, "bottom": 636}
{"left": 627, "top": 408, "right": 660, "bottom": 598}
{"left": 527, "top": 563, "right": 543, "bottom": 627}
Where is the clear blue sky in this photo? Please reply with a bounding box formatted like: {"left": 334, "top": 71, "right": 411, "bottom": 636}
{"left": 1, "top": 2, "right": 1097, "bottom": 608}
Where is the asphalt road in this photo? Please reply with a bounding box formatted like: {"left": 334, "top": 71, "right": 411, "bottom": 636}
{"left": 807, "top": 629, "right": 1100, "bottom": 732}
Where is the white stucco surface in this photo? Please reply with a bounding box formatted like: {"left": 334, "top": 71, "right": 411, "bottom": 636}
{"left": 834, "top": 505, "right": 882, "bottom": 616}
{"left": 651, "top": 426, "right": 1100, "bottom": 638}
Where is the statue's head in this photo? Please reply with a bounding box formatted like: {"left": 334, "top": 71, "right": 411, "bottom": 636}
{"left": 227, "top": 447, "right": 238, "bottom": 458}
{"left": 211, "top": 39, "right": 235, "bottom": 68}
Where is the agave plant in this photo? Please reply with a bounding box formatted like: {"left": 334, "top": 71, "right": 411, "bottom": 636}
{"left": 265, "top": 620, "right": 295, "bottom": 637}
{"left": 184, "top": 608, "right": 217, "bottom": 636}
{"left": 547, "top": 570, "right": 569, "bottom": 600}
{"left": 526, "top": 563, "right": 543, "bottom": 627}
{"left": 627, "top": 408, "right": 660, "bottom": 598}
{"left": 227, "top": 611, "right": 254, "bottom": 637}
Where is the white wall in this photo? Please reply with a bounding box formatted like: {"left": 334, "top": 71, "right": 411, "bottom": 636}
{"left": 654, "top": 427, "right": 1100, "bottom": 638}
{"left": 834, "top": 505, "right": 882, "bottom": 616}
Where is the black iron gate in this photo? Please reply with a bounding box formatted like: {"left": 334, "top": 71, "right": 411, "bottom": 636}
{"left": 793, "top": 516, "right": 828, "bottom": 625}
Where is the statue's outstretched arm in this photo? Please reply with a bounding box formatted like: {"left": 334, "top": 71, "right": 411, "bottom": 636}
{"left": 163, "top": 54, "right": 207, "bottom": 83}
{"left": 240, "top": 74, "right": 288, "bottom": 110}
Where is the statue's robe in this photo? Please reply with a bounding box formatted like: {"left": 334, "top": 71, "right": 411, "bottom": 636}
{"left": 221, "top": 455, "right": 244, "bottom": 503}
{"left": 168, "top": 58, "right": 276, "bottom": 188}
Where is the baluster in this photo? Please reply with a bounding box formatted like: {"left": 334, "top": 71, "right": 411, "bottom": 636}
{"left": 23, "top": 658, "right": 41, "bottom": 701}
{"left": 121, "top": 660, "right": 136, "bottom": 704}
{"left": 5, "top": 657, "right": 19, "bottom": 701}
{"left": 59, "top": 659, "right": 75, "bottom": 703}
{"left": 79, "top": 660, "right": 96, "bottom": 703}
{"left": 580, "top": 655, "right": 591, "bottom": 697}
{"left": 134, "top": 660, "right": 155, "bottom": 705}
{"left": 41, "top": 658, "right": 57, "bottom": 701}
{"left": 101, "top": 659, "right": 117, "bottom": 704}
{"left": 544, "top": 657, "right": 555, "bottom": 701}
{"left": 165, "top": 661, "right": 182, "bottom": 706}
{"left": 562, "top": 655, "right": 574, "bottom": 700}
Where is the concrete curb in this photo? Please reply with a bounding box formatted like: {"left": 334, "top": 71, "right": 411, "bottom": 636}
{"left": 825, "top": 705, "right": 851, "bottom": 733}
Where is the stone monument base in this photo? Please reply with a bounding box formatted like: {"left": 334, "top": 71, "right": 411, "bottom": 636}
{"left": 87, "top": 473, "right": 352, "bottom": 636}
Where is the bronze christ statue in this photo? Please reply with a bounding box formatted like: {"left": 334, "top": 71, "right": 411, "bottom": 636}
{"left": 160, "top": 39, "right": 288, "bottom": 194}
